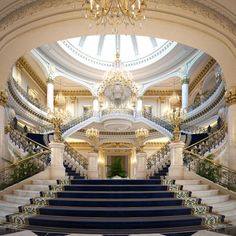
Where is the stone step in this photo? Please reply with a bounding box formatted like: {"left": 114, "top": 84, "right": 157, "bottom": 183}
{"left": 14, "top": 189, "right": 41, "bottom": 198}
{"left": 221, "top": 209, "right": 236, "bottom": 217}
{"left": 191, "top": 189, "right": 219, "bottom": 197}
{"left": 0, "top": 200, "right": 20, "bottom": 212}
{"left": 0, "top": 210, "right": 11, "bottom": 223}
{"left": 225, "top": 214, "right": 236, "bottom": 223}
{"left": 175, "top": 180, "right": 201, "bottom": 185}
{"left": 3, "top": 194, "right": 30, "bottom": 205}
{"left": 212, "top": 200, "right": 236, "bottom": 212}
{"left": 32, "top": 180, "right": 57, "bottom": 185}
{"left": 24, "top": 184, "right": 49, "bottom": 191}
{"left": 182, "top": 184, "right": 209, "bottom": 191}
{"left": 201, "top": 194, "right": 230, "bottom": 204}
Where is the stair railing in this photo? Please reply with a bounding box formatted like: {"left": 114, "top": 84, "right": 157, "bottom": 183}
{"left": 183, "top": 150, "right": 236, "bottom": 191}
{"left": 0, "top": 150, "right": 50, "bottom": 190}
{"left": 64, "top": 142, "right": 88, "bottom": 176}
{"left": 185, "top": 124, "right": 227, "bottom": 156}
{"left": 146, "top": 142, "right": 170, "bottom": 176}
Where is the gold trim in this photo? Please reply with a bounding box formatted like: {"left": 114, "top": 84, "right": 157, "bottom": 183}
{"left": 0, "top": 90, "right": 7, "bottom": 106}
{"left": 16, "top": 57, "right": 47, "bottom": 94}
{"left": 189, "top": 58, "right": 216, "bottom": 93}
{"left": 182, "top": 76, "right": 190, "bottom": 85}
{"left": 144, "top": 90, "right": 181, "bottom": 97}
{"left": 54, "top": 90, "right": 92, "bottom": 97}
{"left": 225, "top": 87, "right": 236, "bottom": 106}
{"left": 0, "top": 150, "right": 50, "bottom": 172}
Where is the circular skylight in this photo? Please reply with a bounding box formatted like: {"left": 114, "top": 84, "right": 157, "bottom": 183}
{"left": 57, "top": 35, "right": 177, "bottom": 70}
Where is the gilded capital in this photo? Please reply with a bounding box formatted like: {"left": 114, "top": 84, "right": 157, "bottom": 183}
{"left": 46, "top": 77, "right": 54, "bottom": 84}
{"left": 0, "top": 90, "right": 8, "bottom": 107}
{"left": 225, "top": 87, "right": 236, "bottom": 106}
{"left": 182, "top": 76, "right": 190, "bottom": 85}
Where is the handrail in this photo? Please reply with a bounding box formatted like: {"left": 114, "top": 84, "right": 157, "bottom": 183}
{"left": 186, "top": 124, "right": 226, "bottom": 150}
{"left": 8, "top": 126, "right": 49, "bottom": 150}
{"left": 0, "top": 150, "right": 50, "bottom": 172}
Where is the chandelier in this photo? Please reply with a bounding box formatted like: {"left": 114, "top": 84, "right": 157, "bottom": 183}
{"left": 169, "top": 91, "right": 180, "bottom": 106}
{"left": 168, "top": 108, "right": 186, "bottom": 142}
{"left": 86, "top": 128, "right": 100, "bottom": 152}
{"left": 135, "top": 128, "right": 149, "bottom": 152}
{"left": 98, "top": 51, "right": 138, "bottom": 108}
{"left": 82, "top": 0, "right": 147, "bottom": 27}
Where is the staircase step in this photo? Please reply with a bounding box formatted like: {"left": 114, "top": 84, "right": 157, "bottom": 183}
{"left": 13, "top": 189, "right": 40, "bottom": 198}
{"left": 212, "top": 200, "right": 236, "bottom": 212}
{"left": 70, "top": 179, "right": 162, "bottom": 185}
{"left": 0, "top": 200, "right": 20, "bottom": 212}
{"left": 23, "top": 224, "right": 207, "bottom": 235}
{"left": 49, "top": 198, "right": 183, "bottom": 208}
{"left": 201, "top": 194, "right": 230, "bottom": 204}
{"left": 0, "top": 210, "right": 12, "bottom": 223}
{"left": 182, "top": 184, "right": 209, "bottom": 191}
{"left": 64, "top": 185, "right": 168, "bottom": 191}
{"left": 191, "top": 189, "right": 219, "bottom": 197}
{"left": 38, "top": 205, "right": 192, "bottom": 218}
{"left": 28, "top": 214, "right": 202, "bottom": 230}
{"left": 3, "top": 194, "right": 30, "bottom": 205}
{"left": 175, "top": 180, "right": 201, "bottom": 185}
{"left": 23, "top": 184, "right": 49, "bottom": 191}
{"left": 32, "top": 180, "right": 57, "bottom": 185}
{"left": 56, "top": 191, "right": 175, "bottom": 199}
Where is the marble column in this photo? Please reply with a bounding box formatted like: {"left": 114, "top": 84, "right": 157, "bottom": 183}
{"left": 225, "top": 87, "right": 236, "bottom": 169}
{"left": 47, "top": 77, "right": 54, "bottom": 112}
{"left": 0, "top": 91, "right": 8, "bottom": 167}
{"left": 49, "top": 141, "right": 65, "bottom": 179}
{"left": 87, "top": 152, "right": 99, "bottom": 179}
{"left": 168, "top": 141, "right": 185, "bottom": 179}
{"left": 136, "top": 152, "right": 147, "bottom": 179}
{"left": 181, "top": 76, "right": 190, "bottom": 110}
{"left": 93, "top": 97, "right": 100, "bottom": 116}
{"left": 136, "top": 98, "right": 143, "bottom": 116}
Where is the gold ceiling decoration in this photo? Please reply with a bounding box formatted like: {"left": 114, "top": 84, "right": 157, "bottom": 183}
{"left": 82, "top": 0, "right": 147, "bottom": 27}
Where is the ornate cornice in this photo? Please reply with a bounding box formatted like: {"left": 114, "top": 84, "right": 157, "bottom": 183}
{"left": 144, "top": 90, "right": 181, "bottom": 97}
{"left": 54, "top": 90, "right": 92, "bottom": 97}
{"left": 0, "top": 0, "right": 235, "bottom": 37}
{"left": 16, "top": 57, "right": 47, "bottom": 94}
{"left": 189, "top": 58, "right": 216, "bottom": 93}
{"left": 0, "top": 90, "right": 7, "bottom": 106}
{"left": 225, "top": 87, "right": 236, "bottom": 106}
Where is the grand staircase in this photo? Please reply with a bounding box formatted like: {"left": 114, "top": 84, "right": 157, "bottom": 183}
{"left": 5, "top": 164, "right": 206, "bottom": 236}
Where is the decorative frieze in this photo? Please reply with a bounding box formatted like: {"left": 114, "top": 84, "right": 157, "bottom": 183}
{"left": 0, "top": 90, "right": 7, "bottom": 106}
{"left": 54, "top": 90, "right": 92, "bottom": 97}
{"left": 144, "top": 90, "right": 181, "bottom": 97}
{"left": 225, "top": 87, "right": 236, "bottom": 106}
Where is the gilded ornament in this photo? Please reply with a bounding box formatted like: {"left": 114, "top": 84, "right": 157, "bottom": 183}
{"left": 0, "top": 90, "right": 7, "bottom": 106}
{"left": 225, "top": 87, "right": 236, "bottom": 106}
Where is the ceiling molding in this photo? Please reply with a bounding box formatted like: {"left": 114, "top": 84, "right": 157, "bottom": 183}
{"left": 189, "top": 58, "right": 216, "bottom": 94}
{"left": 16, "top": 56, "right": 47, "bottom": 94}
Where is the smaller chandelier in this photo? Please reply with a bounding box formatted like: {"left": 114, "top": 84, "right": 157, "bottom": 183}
{"left": 82, "top": 0, "right": 147, "bottom": 27}
{"left": 169, "top": 91, "right": 180, "bottom": 106}
{"left": 55, "top": 91, "right": 66, "bottom": 107}
{"left": 135, "top": 128, "right": 149, "bottom": 152}
{"left": 86, "top": 128, "right": 100, "bottom": 152}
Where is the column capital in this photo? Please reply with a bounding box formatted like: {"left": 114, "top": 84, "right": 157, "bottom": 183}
{"left": 225, "top": 87, "right": 236, "bottom": 106}
{"left": 46, "top": 77, "right": 55, "bottom": 84}
{"left": 0, "top": 90, "right": 8, "bottom": 107}
{"left": 181, "top": 76, "right": 190, "bottom": 85}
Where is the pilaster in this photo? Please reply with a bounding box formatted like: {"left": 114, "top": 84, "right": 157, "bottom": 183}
{"left": 87, "top": 152, "right": 99, "bottom": 179}
{"left": 136, "top": 152, "right": 147, "bottom": 179}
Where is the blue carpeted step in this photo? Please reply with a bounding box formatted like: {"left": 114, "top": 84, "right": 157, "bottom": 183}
{"left": 38, "top": 205, "right": 192, "bottom": 218}
{"left": 48, "top": 198, "right": 183, "bottom": 207}
{"left": 56, "top": 191, "right": 175, "bottom": 199}
{"left": 27, "top": 214, "right": 202, "bottom": 229}
{"left": 63, "top": 185, "right": 168, "bottom": 191}
{"left": 69, "top": 179, "right": 162, "bottom": 185}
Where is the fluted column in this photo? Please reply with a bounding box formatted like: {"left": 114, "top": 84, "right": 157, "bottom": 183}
{"left": 47, "top": 78, "right": 54, "bottom": 111}
{"left": 181, "top": 76, "right": 190, "bottom": 110}
{"left": 225, "top": 87, "right": 236, "bottom": 169}
{"left": 0, "top": 91, "right": 8, "bottom": 166}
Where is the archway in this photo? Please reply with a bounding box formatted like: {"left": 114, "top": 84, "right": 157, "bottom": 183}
{"left": 0, "top": 1, "right": 236, "bottom": 90}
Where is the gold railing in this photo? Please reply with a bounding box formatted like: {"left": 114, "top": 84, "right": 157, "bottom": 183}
{"left": 183, "top": 150, "right": 236, "bottom": 191}
{"left": 0, "top": 150, "right": 50, "bottom": 190}
{"left": 64, "top": 142, "right": 88, "bottom": 170}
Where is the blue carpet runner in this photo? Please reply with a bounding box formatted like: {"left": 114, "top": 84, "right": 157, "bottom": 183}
{"left": 22, "top": 164, "right": 206, "bottom": 235}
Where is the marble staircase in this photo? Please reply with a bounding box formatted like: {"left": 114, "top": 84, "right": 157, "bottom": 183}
{"left": 176, "top": 179, "right": 236, "bottom": 225}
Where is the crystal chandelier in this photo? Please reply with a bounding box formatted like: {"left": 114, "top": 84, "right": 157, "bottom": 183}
{"left": 135, "top": 128, "right": 149, "bottom": 152}
{"left": 86, "top": 128, "right": 100, "bottom": 152}
{"left": 82, "top": 0, "right": 147, "bottom": 26}
{"left": 98, "top": 51, "right": 138, "bottom": 108}
{"left": 169, "top": 91, "right": 180, "bottom": 106}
